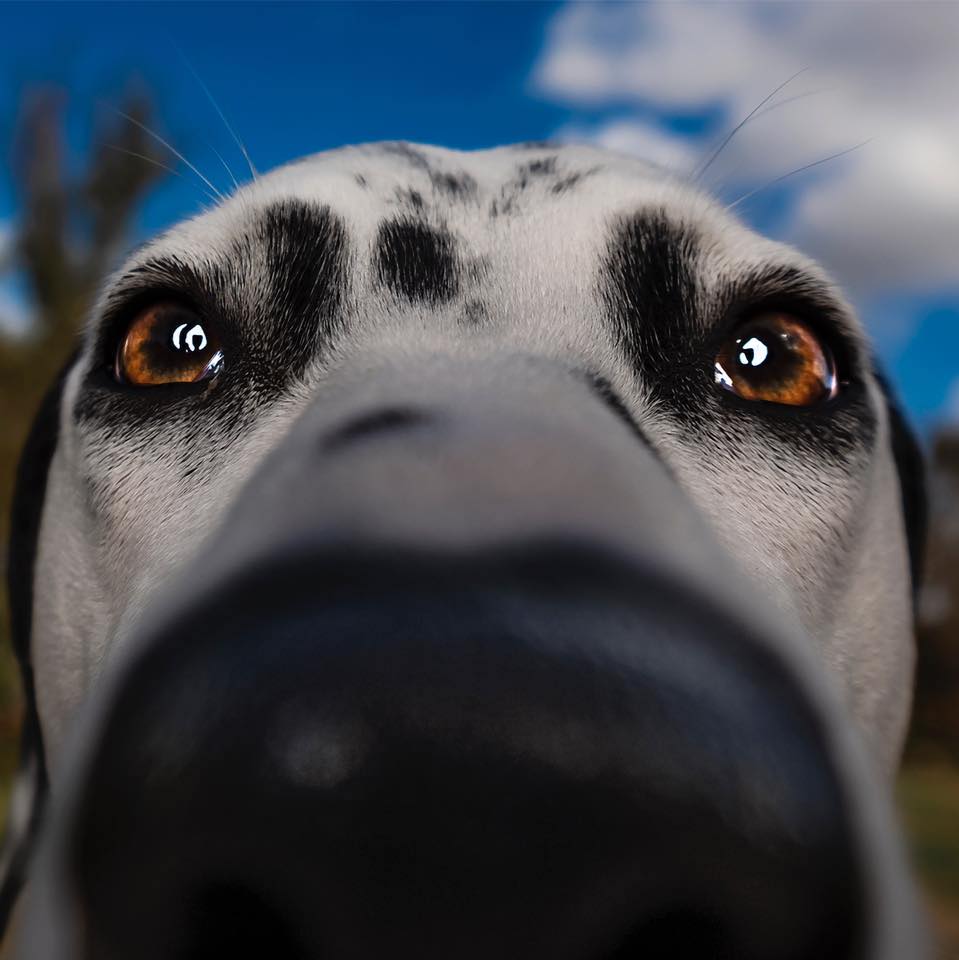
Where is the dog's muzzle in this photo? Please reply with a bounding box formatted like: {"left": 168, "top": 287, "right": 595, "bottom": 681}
{"left": 18, "top": 356, "right": 924, "bottom": 959}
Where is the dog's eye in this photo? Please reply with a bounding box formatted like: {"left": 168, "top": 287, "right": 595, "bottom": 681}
{"left": 713, "top": 313, "right": 838, "bottom": 406}
{"left": 115, "top": 303, "right": 224, "bottom": 386}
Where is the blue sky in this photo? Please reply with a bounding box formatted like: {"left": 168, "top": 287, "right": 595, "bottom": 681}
{"left": 1, "top": 1, "right": 956, "bottom": 433}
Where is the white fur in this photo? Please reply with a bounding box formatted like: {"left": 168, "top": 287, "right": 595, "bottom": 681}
{"left": 31, "top": 142, "right": 915, "bottom": 780}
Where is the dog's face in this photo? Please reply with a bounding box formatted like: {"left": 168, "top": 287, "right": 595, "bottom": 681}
{"left": 30, "top": 142, "right": 917, "bottom": 770}
{"left": 7, "top": 142, "right": 926, "bottom": 958}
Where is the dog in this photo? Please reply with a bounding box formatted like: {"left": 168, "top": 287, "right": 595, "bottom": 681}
{"left": 2, "top": 142, "right": 928, "bottom": 958}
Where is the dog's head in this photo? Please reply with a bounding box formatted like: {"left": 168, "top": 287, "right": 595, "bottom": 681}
{"left": 6, "top": 143, "right": 926, "bottom": 959}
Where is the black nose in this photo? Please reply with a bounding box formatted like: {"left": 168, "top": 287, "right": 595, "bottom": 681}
{"left": 70, "top": 544, "right": 862, "bottom": 960}
{"left": 22, "top": 356, "right": 918, "bottom": 959}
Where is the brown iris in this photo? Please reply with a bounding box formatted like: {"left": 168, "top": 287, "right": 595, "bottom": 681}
{"left": 115, "top": 302, "right": 224, "bottom": 386}
{"left": 714, "top": 313, "right": 838, "bottom": 407}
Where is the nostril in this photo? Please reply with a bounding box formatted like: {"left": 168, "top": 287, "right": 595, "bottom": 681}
{"left": 323, "top": 406, "right": 434, "bottom": 451}
{"left": 180, "top": 883, "right": 310, "bottom": 960}
{"left": 603, "top": 908, "right": 739, "bottom": 960}
{"left": 599, "top": 896, "right": 859, "bottom": 960}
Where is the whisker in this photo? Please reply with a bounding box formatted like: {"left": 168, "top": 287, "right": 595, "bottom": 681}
{"left": 105, "top": 145, "right": 178, "bottom": 178}
{"left": 727, "top": 139, "right": 871, "bottom": 210}
{"left": 105, "top": 145, "right": 220, "bottom": 204}
{"left": 116, "top": 110, "right": 224, "bottom": 201}
{"left": 752, "top": 87, "right": 831, "bottom": 123}
{"left": 210, "top": 143, "right": 240, "bottom": 191}
{"left": 174, "top": 43, "right": 258, "bottom": 182}
{"left": 694, "top": 68, "right": 809, "bottom": 183}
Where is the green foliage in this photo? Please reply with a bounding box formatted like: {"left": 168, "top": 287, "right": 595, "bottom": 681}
{"left": 898, "top": 760, "right": 959, "bottom": 958}
{"left": 910, "top": 432, "right": 959, "bottom": 762}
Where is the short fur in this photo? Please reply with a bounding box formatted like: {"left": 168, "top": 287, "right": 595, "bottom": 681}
{"left": 3, "top": 141, "right": 924, "bottom": 931}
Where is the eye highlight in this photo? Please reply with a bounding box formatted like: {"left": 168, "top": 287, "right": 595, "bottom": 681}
{"left": 114, "top": 302, "right": 224, "bottom": 386}
{"left": 714, "top": 313, "right": 838, "bottom": 407}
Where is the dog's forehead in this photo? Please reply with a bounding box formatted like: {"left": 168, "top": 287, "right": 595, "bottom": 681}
{"left": 124, "top": 141, "right": 817, "bottom": 294}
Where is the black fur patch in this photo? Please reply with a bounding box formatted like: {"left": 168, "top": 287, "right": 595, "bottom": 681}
{"left": 605, "top": 211, "right": 700, "bottom": 388}
{"left": 429, "top": 170, "right": 477, "bottom": 201}
{"left": 354, "top": 174, "right": 369, "bottom": 189}
{"left": 496, "top": 160, "right": 596, "bottom": 216}
{"left": 396, "top": 188, "right": 425, "bottom": 212}
{"left": 517, "top": 156, "right": 558, "bottom": 183}
{"left": 461, "top": 300, "right": 488, "bottom": 326}
{"left": 258, "top": 200, "right": 348, "bottom": 377}
{"left": 77, "top": 200, "right": 348, "bottom": 426}
{"left": 379, "top": 142, "right": 432, "bottom": 172}
{"left": 375, "top": 219, "right": 459, "bottom": 305}
{"left": 7, "top": 360, "right": 74, "bottom": 666}
{"left": 0, "top": 352, "right": 75, "bottom": 930}
{"left": 552, "top": 171, "right": 592, "bottom": 195}
{"left": 873, "top": 368, "right": 927, "bottom": 595}
{"left": 603, "top": 211, "right": 876, "bottom": 460}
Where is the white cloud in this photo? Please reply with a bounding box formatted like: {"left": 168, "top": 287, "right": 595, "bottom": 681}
{"left": 533, "top": 2, "right": 959, "bottom": 298}
{"left": 790, "top": 131, "right": 959, "bottom": 292}
{"left": 555, "top": 119, "right": 698, "bottom": 175}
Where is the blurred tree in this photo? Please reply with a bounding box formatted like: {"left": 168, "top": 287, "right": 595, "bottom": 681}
{"left": 911, "top": 430, "right": 959, "bottom": 760}
{"left": 900, "top": 431, "right": 959, "bottom": 959}
{"left": 0, "top": 86, "right": 168, "bottom": 806}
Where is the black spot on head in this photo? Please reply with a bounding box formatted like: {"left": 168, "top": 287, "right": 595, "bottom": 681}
{"left": 605, "top": 210, "right": 701, "bottom": 388}
{"left": 396, "top": 187, "right": 425, "bottom": 212}
{"left": 255, "top": 200, "right": 349, "bottom": 379}
{"left": 507, "top": 157, "right": 559, "bottom": 197}
{"left": 429, "top": 170, "right": 477, "bottom": 201}
{"left": 522, "top": 156, "right": 558, "bottom": 179}
{"left": 375, "top": 219, "right": 459, "bottom": 305}
{"left": 526, "top": 156, "right": 559, "bottom": 178}
{"left": 512, "top": 140, "right": 557, "bottom": 151}
{"left": 379, "top": 142, "right": 432, "bottom": 172}
{"left": 553, "top": 166, "right": 600, "bottom": 196}
{"left": 461, "top": 300, "right": 488, "bottom": 326}
{"left": 354, "top": 173, "right": 369, "bottom": 189}
{"left": 552, "top": 173, "right": 583, "bottom": 195}
{"left": 498, "top": 156, "right": 591, "bottom": 214}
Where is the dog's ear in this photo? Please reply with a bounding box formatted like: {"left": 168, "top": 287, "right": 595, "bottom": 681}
{"left": 0, "top": 353, "right": 75, "bottom": 933}
{"left": 873, "top": 364, "right": 927, "bottom": 599}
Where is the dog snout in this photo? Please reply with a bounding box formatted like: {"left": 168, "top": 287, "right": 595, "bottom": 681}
{"left": 27, "top": 358, "right": 879, "bottom": 959}
{"left": 71, "top": 546, "right": 863, "bottom": 960}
